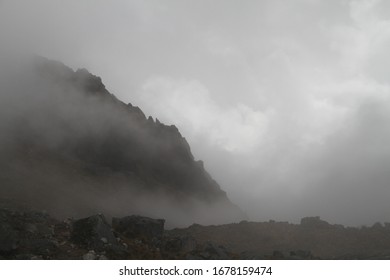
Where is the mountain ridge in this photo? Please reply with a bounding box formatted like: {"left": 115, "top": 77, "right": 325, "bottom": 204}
{"left": 0, "top": 55, "right": 244, "bottom": 227}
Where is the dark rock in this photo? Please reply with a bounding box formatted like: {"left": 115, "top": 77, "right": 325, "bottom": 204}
{"left": 15, "top": 254, "right": 42, "bottom": 260}
{"left": 112, "top": 215, "right": 165, "bottom": 246}
{"left": 239, "top": 251, "right": 264, "bottom": 260}
{"left": 290, "top": 250, "right": 314, "bottom": 260}
{"left": 0, "top": 208, "right": 59, "bottom": 258}
{"left": 199, "top": 242, "right": 229, "bottom": 260}
{"left": 0, "top": 223, "right": 19, "bottom": 254}
{"left": 19, "top": 238, "right": 57, "bottom": 256}
{"left": 164, "top": 235, "right": 197, "bottom": 253}
{"left": 82, "top": 250, "right": 97, "bottom": 260}
{"left": 75, "top": 68, "right": 108, "bottom": 94}
{"left": 164, "top": 237, "right": 182, "bottom": 252}
{"left": 272, "top": 250, "right": 285, "bottom": 259}
{"left": 104, "top": 244, "right": 130, "bottom": 260}
{"left": 185, "top": 254, "right": 203, "bottom": 260}
{"left": 71, "top": 214, "right": 117, "bottom": 250}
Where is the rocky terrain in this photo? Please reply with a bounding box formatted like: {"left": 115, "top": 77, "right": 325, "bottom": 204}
{"left": 0, "top": 205, "right": 234, "bottom": 260}
{"left": 168, "top": 216, "right": 390, "bottom": 259}
{"left": 1, "top": 206, "right": 390, "bottom": 260}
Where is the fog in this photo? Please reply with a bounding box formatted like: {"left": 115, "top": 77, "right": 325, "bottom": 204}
{"left": 0, "top": 55, "right": 245, "bottom": 228}
{"left": 1, "top": 0, "right": 390, "bottom": 226}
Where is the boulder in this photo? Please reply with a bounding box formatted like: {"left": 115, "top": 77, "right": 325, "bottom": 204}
{"left": 71, "top": 214, "right": 117, "bottom": 250}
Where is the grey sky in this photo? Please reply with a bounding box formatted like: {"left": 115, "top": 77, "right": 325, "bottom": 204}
{"left": 2, "top": 0, "right": 390, "bottom": 225}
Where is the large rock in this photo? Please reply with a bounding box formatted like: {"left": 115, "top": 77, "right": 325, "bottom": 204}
{"left": 112, "top": 215, "right": 165, "bottom": 245}
{"left": 71, "top": 214, "right": 117, "bottom": 249}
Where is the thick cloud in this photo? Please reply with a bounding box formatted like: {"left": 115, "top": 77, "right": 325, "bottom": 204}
{"left": 2, "top": 0, "right": 390, "bottom": 225}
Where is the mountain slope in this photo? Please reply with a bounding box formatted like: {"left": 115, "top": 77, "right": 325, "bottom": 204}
{"left": 0, "top": 56, "right": 244, "bottom": 227}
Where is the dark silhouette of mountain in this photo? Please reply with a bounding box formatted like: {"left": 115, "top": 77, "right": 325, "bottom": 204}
{"left": 0, "top": 56, "right": 244, "bottom": 227}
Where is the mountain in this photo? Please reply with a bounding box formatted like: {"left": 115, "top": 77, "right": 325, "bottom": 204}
{"left": 0, "top": 55, "right": 244, "bottom": 227}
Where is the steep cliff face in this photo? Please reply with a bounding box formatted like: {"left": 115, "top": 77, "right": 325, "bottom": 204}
{"left": 0, "top": 56, "right": 244, "bottom": 227}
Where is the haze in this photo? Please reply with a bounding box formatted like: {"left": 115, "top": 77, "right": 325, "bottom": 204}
{"left": 1, "top": 0, "right": 390, "bottom": 226}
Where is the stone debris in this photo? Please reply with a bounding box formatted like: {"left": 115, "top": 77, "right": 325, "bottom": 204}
{"left": 2, "top": 208, "right": 390, "bottom": 260}
{"left": 82, "top": 250, "right": 97, "bottom": 260}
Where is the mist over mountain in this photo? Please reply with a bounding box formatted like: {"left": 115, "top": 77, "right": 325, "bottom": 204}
{"left": 0, "top": 55, "right": 244, "bottom": 227}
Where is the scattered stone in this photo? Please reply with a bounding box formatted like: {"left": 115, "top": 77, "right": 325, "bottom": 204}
{"left": 290, "top": 250, "right": 314, "bottom": 260}
{"left": 176, "top": 241, "right": 231, "bottom": 260}
{"left": 2, "top": 205, "right": 390, "bottom": 260}
{"left": 239, "top": 251, "right": 264, "bottom": 260}
{"left": 112, "top": 215, "right": 165, "bottom": 246}
{"left": 271, "top": 250, "right": 284, "bottom": 259}
{"left": 24, "top": 223, "right": 38, "bottom": 234}
{"left": 164, "top": 236, "right": 197, "bottom": 253}
{"left": 83, "top": 250, "right": 97, "bottom": 260}
{"left": 201, "top": 242, "right": 229, "bottom": 260}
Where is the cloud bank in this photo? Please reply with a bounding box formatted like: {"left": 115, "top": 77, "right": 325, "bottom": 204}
{"left": 2, "top": 0, "right": 390, "bottom": 225}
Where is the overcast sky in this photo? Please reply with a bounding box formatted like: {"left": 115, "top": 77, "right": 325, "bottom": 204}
{"left": 2, "top": 0, "right": 390, "bottom": 226}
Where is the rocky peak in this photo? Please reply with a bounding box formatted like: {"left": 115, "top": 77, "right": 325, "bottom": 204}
{"left": 0, "top": 56, "right": 244, "bottom": 227}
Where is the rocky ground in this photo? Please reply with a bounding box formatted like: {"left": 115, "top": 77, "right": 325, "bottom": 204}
{"left": 168, "top": 217, "right": 390, "bottom": 260}
{"left": 0, "top": 206, "right": 236, "bottom": 260}
{"left": 1, "top": 206, "right": 390, "bottom": 260}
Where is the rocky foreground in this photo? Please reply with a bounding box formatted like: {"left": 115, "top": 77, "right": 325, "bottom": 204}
{"left": 0, "top": 207, "right": 232, "bottom": 260}
{"left": 2, "top": 207, "right": 390, "bottom": 260}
